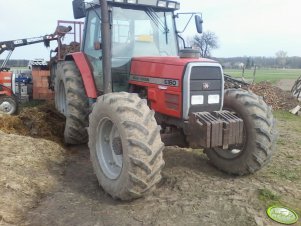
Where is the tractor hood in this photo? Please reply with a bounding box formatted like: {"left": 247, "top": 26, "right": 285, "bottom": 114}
{"left": 132, "top": 56, "right": 216, "bottom": 66}
{"left": 129, "top": 56, "right": 222, "bottom": 119}
{"left": 130, "top": 56, "right": 217, "bottom": 81}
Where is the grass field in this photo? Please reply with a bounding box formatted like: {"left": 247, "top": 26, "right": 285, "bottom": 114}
{"left": 224, "top": 68, "right": 301, "bottom": 83}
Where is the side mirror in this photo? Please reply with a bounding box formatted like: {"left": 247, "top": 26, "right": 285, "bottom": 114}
{"left": 195, "top": 15, "right": 203, "bottom": 34}
{"left": 72, "top": 0, "right": 86, "bottom": 19}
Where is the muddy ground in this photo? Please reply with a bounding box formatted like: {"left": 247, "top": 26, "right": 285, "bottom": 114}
{"left": 1, "top": 81, "right": 301, "bottom": 226}
{"left": 19, "top": 111, "right": 300, "bottom": 226}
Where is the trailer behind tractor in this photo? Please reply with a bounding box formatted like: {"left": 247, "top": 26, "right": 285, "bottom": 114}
{"left": 49, "top": 0, "right": 277, "bottom": 200}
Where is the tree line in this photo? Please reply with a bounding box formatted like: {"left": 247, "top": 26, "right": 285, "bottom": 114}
{"left": 190, "top": 32, "right": 301, "bottom": 69}
{"left": 214, "top": 56, "right": 301, "bottom": 69}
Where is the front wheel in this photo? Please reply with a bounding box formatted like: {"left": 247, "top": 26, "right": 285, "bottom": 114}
{"left": 88, "top": 92, "right": 165, "bottom": 200}
{"left": 205, "top": 89, "right": 277, "bottom": 175}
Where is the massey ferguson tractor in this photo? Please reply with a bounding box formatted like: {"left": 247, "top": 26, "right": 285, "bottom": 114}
{"left": 50, "top": 0, "right": 277, "bottom": 200}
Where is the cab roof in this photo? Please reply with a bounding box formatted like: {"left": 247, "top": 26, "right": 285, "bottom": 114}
{"left": 88, "top": 0, "right": 180, "bottom": 10}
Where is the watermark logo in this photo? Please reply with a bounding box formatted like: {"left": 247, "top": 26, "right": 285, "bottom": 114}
{"left": 267, "top": 206, "right": 299, "bottom": 225}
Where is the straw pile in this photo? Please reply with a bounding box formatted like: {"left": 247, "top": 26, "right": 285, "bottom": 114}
{"left": 0, "top": 132, "right": 65, "bottom": 224}
{"left": 0, "top": 102, "right": 65, "bottom": 143}
{"left": 0, "top": 103, "right": 66, "bottom": 224}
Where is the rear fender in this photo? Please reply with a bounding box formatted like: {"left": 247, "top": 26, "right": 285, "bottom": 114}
{"left": 0, "top": 84, "right": 13, "bottom": 96}
{"left": 67, "top": 52, "right": 98, "bottom": 99}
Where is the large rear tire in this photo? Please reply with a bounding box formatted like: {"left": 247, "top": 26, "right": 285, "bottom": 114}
{"left": 88, "top": 92, "right": 165, "bottom": 200}
{"left": 205, "top": 89, "right": 277, "bottom": 175}
{"left": 54, "top": 61, "right": 89, "bottom": 144}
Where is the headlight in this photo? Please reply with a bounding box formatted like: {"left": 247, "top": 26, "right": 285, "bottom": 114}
{"left": 168, "top": 1, "right": 176, "bottom": 8}
{"left": 208, "top": 94, "right": 220, "bottom": 104}
{"left": 157, "top": 0, "right": 167, "bottom": 7}
{"left": 127, "top": 0, "right": 137, "bottom": 3}
{"left": 191, "top": 95, "right": 204, "bottom": 105}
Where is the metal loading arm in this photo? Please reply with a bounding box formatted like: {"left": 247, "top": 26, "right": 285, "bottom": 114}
{"left": 0, "top": 25, "right": 72, "bottom": 69}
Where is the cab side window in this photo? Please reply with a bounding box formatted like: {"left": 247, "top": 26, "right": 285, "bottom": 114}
{"left": 83, "top": 10, "right": 103, "bottom": 91}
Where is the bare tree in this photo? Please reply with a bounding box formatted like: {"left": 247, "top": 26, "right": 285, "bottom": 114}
{"left": 192, "top": 31, "right": 219, "bottom": 57}
{"left": 276, "top": 50, "right": 287, "bottom": 68}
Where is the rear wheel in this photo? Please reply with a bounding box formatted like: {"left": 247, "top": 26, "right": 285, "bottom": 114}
{"left": 88, "top": 92, "right": 165, "bottom": 200}
{"left": 54, "top": 61, "right": 89, "bottom": 144}
{"left": 0, "top": 96, "right": 17, "bottom": 115}
{"left": 205, "top": 89, "right": 277, "bottom": 175}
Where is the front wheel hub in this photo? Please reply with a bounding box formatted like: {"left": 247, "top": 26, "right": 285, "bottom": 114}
{"left": 96, "top": 118, "right": 123, "bottom": 180}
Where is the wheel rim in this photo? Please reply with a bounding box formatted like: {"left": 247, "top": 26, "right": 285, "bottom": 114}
{"left": 58, "top": 81, "right": 67, "bottom": 116}
{"left": 214, "top": 145, "right": 245, "bottom": 159}
{"left": 96, "top": 117, "right": 123, "bottom": 180}
{"left": 0, "top": 100, "right": 15, "bottom": 114}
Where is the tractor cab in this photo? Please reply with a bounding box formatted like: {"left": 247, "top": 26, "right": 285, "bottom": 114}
{"left": 73, "top": 0, "right": 202, "bottom": 92}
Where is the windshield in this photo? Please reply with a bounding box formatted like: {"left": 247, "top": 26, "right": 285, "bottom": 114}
{"left": 112, "top": 7, "right": 178, "bottom": 62}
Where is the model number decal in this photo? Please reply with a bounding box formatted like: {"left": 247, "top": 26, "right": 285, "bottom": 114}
{"left": 164, "top": 79, "right": 178, "bottom": 86}
{"left": 130, "top": 75, "right": 179, "bottom": 87}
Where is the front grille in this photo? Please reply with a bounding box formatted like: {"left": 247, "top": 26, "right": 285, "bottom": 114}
{"left": 189, "top": 66, "right": 223, "bottom": 114}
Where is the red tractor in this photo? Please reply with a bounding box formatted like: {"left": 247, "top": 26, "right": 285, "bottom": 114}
{"left": 50, "top": 0, "right": 277, "bottom": 200}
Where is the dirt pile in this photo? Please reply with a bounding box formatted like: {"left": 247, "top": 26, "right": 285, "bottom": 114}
{"left": 0, "top": 102, "right": 65, "bottom": 143}
{"left": 0, "top": 103, "right": 66, "bottom": 224}
{"left": 0, "top": 131, "right": 65, "bottom": 224}
{"left": 249, "top": 82, "right": 299, "bottom": 110}
{"left": 53, "top": 42, "right": 80, "bottom": 60}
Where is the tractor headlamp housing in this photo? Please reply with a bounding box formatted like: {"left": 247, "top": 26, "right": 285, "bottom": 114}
{"left": 167, "top": 1, "right": 176, "bottom": 8}
{"left": 208, "top": 94, "right": 220, "bottom": 104}
{"left": 157, "top": 0, "right": 167, "bottom": 7}
{"left": 127, "top": 0, "right": 137, "bottom": 3}
{"left": 191, "top": 95, "right": 204, "bottom": 105}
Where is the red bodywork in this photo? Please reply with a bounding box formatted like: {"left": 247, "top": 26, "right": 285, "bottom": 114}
{"left": 71, "top": 52, "right": 98, "bottom": 98}
{"left": 72, "top": 53, "right": 216, "bottom": 118}
{"left": 129, "top": 56, "right": 216, "bottom": 118}
{"left": 0, "top": 71, "right": 14, "bottom": 97}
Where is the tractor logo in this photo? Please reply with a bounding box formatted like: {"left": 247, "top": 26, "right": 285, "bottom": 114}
{"left": 203, "top": 82, "right": 210, "bottom": 89}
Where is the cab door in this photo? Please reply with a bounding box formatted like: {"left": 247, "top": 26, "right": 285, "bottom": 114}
{"left": 83, "top": 9, "right": 103, "bottom": 92}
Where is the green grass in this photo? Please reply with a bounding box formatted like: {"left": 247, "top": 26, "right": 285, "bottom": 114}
{"left": 274, "top": 110, "right": 301, "bottom": 121}
{"left": 270, "top": 169, "right": 300, "bottom": 181}
{"left": 274, "top": 111, "right": 301, "bottom": 133}
{"left": 224, "top": 68, "right": 301, "bottom": 83}
{"left": 258, "top": 188, "right": 281, "bottom": 203}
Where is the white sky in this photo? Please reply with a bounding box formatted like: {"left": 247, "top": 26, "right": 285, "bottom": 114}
{"left": 0, "top": 0, "right": 300, "bottom": 60}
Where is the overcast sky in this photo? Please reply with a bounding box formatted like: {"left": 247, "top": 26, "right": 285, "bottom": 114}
{"left": 0, "top": 0, "right": 300, "bottom": 60}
